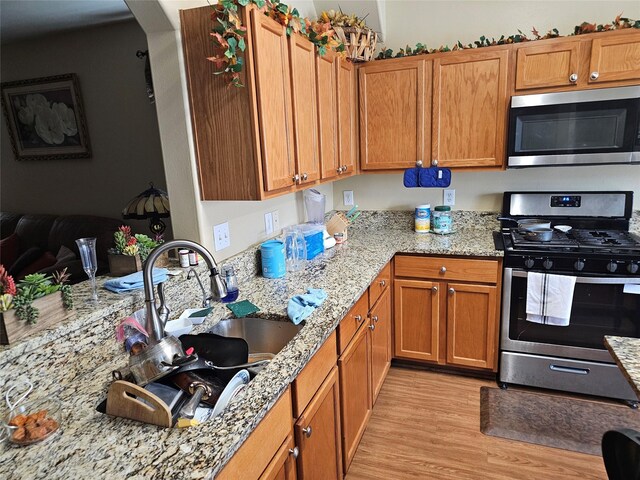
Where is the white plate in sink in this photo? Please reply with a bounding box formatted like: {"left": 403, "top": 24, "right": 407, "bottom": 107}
{"left": 212, "top": 369, "right": 250, "bottom": 417}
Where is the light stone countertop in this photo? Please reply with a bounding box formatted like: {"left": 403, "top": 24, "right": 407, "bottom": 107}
{"left": 605, "top": 336, "right": 640, "bottom": 399}
{"left": 0, "top": 210, "right": 512, "bottom": 480}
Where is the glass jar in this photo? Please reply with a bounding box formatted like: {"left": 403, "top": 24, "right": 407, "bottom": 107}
{"left": 432, "top": 205, "right": 452, "bottom": 234}
{"left": 221, "top": 266, "right": 239, "bottom": 303}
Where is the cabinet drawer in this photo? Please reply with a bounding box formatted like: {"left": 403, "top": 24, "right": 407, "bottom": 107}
{"left": 217, "top": 387, "right": 292, "bottom": 480}
{"left": 293, "top": 331, "right": 337, "bottom": 418}
{"left": 368, "top": 262, "right": 391, "bottom": 308}
{"left": 338, "top": 294, "right": 368, "bottom": 355}
{"left": 395, "top": 255, "right": 499, "bottom": 284}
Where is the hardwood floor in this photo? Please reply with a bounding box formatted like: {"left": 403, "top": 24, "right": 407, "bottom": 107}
{"left": 346, "top": 367, "right": 607, "bottom": 480}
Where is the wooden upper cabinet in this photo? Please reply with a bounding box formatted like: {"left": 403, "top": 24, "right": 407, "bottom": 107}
{"left": 589, "top": 33, "right": 640, "bottom": 85}
{"left": 432, "top": 49, "right": 509, "bottom": 168}
{"left": 289, "top": 34, "right": 320, "bottom": 185}
{"left": 446, "top": 283, "right": 498, "bottom": 371}
{"left": 515, "top": 41, "right": 581, "bottom": 90}
{"left": 251, "top": 10, "right": 296, "bottom": 192}
{"left": 316, "top": 51, "right": 340, "bottom": 181}
{"left": 359, "top": 58, "right": 431, "bottom": 170}
{"left": 337, "top": 59, "right": 357, "bottom": 176}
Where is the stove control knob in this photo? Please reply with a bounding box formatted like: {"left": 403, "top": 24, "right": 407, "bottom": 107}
{"left": 573, "top": 259, "right": 585, "bottom": 272}
{"left": 524, "top": 257, "right": 535, "bottom": 269}
{"left": 607, "top": 261, "right": 618, "bottom": 273}
{"left": 627, "top": 262, "right": 639, "bottom": 274}
{"left": 542, "top": 258, "right": 553, "bottom": 270}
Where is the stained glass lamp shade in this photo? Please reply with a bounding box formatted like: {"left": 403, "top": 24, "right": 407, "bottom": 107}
{"left": 122, "top": 183, "right": 170, "bottom": 236}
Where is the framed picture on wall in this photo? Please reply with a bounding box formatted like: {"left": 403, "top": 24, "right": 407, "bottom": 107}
{"left": 1, "top": 73, "right": 91, "bottom": 161}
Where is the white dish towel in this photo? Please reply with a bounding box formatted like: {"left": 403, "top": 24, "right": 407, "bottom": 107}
{"left": 526, "top": 272, "right": 577, "bottom": 326}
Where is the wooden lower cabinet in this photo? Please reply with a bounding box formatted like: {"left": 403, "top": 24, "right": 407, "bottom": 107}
{"left": 338, "top": 321, "right": 371, "bottom": 472}
{"left": 259, "top": 434, "right": 298, "bottom": 480}
{"left": 370, "top": 287, "right": 391, "bottom": 402}
{"left": 295, "top": 367, "right": 342, "bottom": 480}
{"left": 394, "top": 255, "right": 501, "bottom": 372}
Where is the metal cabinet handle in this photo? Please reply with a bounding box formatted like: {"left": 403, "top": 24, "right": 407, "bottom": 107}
{"left": 369, "top": 324, "right": 375, "bottom": 331}
{"left": 448, "top": 287, "right": 455, "bottom": 295}
{"left": 301, "top": 173, "right": 308, "bottom": 181}
{"left": 302, "top": 426, "right": 312, "bottom": 437}
{"left": 440, "top": 266, "right": 447, "bottom": 273}
{"left": 379, "top": 279, "right": 386, "bottom": 287}
{"left": 293, "top": 174, "right": 300, "bottom": 183}
{"left": 431, "top": 286, "right": 438, "bottom": 293}
{"left": 569, "top": 73, "right": 578, "bottom": 83}
{"left": 590, "top": 71, "right": 599, "bottom": 81}
{"left": 416, "top": 160, "right": 423, "bottom": 167}
{"left": 336, "top": 167, "right": 342, "bottom": 174}
{"left": 431, "top": 159, "right": 438, "bottom": 166}
{"left": 354, "top": 314, "right": 364, "bottom": 323}
{"left": 289, "top": 446, "right": 299, "bottom": 458}
{"left": 372, "top": 315, "right": 379, "bottom": 323}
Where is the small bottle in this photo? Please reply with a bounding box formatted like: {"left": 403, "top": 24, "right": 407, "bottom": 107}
{"left": 221, "top": 266, "right": 239, "bottom": 303}
{"left": 432, "top": 205, "right": 452, "bottom": 234}
{"left": 188, "top": 250, "right": 198, "bottom": 266}
{"left": 179, "top": 249, "right": 190, "bottom": 268}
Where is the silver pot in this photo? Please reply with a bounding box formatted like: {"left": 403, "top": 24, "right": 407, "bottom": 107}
{"left": 498, "top": 217, "right": 551, "bottom": 231}
{"left": 523, "top": 228, "right": 554, "bottom": 242}
{"left": 128, "top": 335, "right": 190, "bottom": 385}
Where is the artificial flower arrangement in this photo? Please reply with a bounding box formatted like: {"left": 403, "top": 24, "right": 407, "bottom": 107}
{"left": 111, "top": 226, "right": 162, "bottom": 263}
{"left": 0, "top": 265, "right": 73, "bottom": 328}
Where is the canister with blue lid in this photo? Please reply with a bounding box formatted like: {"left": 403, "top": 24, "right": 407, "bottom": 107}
{"left": 414, "top": 204, "right": 431, "bottom": 233}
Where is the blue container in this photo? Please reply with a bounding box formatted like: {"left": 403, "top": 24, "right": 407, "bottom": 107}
{"left": 261, "top": 240, "right": 286, "bottom": 278}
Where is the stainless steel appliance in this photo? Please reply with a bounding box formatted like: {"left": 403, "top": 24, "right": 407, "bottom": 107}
{"left": 496, "top": 191, "right": 640, "bottom": 404}
{"left": 507, "top": 86, "right": 640, "bottom": 168}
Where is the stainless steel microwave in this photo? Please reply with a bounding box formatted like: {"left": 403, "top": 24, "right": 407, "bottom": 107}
{"left": 507, "top": 86, "right": 640, "bottom": 168}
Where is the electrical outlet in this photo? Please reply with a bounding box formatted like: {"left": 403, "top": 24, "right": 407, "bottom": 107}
{"left": 444, "top": 189, "right": 456, "bottom": 206}
{"left": 343, "top": 190, "right": 354, "bottom": 206}
{"left": 213, "top": 222, "right": 230, "bottom": 251}
{"left": 264, "top": 212, "right": 273, "bottom": 235}
{"left": 272, "top": 210, "right": 280, "bottom": 231}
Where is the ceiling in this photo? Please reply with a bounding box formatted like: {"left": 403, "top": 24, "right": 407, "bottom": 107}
{"left": 0, "top": 0, "right": 134, "bottom": 44}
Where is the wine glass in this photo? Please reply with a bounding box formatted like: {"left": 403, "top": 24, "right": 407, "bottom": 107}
{"left": 75, "top": 237, "right": 98, "bottom": 303}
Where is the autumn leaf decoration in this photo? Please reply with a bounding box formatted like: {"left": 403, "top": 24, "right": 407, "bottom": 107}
{"left": 207, "top": 0, "right": 344, "bottom": 87}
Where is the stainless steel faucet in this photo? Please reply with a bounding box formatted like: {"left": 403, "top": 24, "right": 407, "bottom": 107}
{"left": 143, "top": 239, "right": 227, "bottom": 344}
{"left": 187, "top": 268, "right": 212, "bottom": 308}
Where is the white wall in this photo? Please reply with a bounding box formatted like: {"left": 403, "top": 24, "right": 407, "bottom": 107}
{"left": 0, "top": 20, "right": 171, "bottom": 234}
{"left": 333, "top": 0, "right": 640, "bottom": 211}
{"left": 129, "top": 0, "right": 332, "bottom": 259}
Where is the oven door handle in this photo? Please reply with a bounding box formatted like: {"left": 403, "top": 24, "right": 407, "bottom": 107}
{"left": 511, "top": 270, "right": 640, "bottom": 285}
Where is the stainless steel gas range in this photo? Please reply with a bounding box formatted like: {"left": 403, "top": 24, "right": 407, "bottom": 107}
{"left": 496, "top": 191, "right": 640, "bottom": 404}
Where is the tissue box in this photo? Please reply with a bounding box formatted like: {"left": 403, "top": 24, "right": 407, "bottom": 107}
{"left": 299, "top": 224, "right": 324, "bottom": 260}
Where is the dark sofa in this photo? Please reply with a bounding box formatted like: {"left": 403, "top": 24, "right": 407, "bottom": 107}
{"left": 1, "top": 213, "right": 126, "bottom": 284}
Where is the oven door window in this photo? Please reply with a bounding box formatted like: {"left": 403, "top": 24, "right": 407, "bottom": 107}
{"left": 508, "top": 273, "right": 640, "bottom": 349}
{"left": 509, "top": 98, "right": 639, "bottom": 156}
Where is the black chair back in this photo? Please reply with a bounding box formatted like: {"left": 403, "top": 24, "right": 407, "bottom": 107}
{"left": 602, "top": 428, "right": 640, "bottom": 480}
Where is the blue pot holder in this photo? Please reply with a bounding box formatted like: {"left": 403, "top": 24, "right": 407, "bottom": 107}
{"left": 403, "top": 166, "right": 452, "bottom": 188}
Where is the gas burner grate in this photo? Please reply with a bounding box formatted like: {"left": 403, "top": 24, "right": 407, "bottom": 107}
{"left": 572, "top": 229, "right": 640, "bottom": 248}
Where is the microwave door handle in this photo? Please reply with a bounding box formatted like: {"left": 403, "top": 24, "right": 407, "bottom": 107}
{"left": 511, "top": 270, "right": 640, "bottom": 285}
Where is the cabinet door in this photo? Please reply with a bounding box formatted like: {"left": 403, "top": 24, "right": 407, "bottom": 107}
{"left": 259, "top": 434, "right": 297, "bottom": 480}
{"left": 515, "top": 41, "right": 581, "bottom": 90}
{"left": 589, "top": 34, "right": 640, "bottom": 85}
{"left": 359, "top": 58, "right": 431, "bottom": 170}
{"left": 338, "top": 322, "right": 371, "bottom": 474}
{"left": 432, "top": 50, "right": 509, "bottom": 168}
{"left": 289, "top": 34, "right": 320, "bottom": 185}
{"left": 394, "top": 279, "right": 440, "bottom": 362}
{"left": 370, "top": 288, "right": 391, "bottom": 403}
{"left": 317, "top": 51, "right": 339, "bottom": 180}
{"left": 251, "top": 9, "right": 295, "bottom": 191}
{"left": 295, "top": 366, "right": 342, "bottom": 480}
{"left": 336, "top": 58, "right": 357, "bottom": 176}
{"left": 446, "top": 282, "right": 498, "bottom": 371}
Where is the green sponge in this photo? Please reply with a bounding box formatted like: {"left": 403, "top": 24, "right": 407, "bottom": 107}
{"left": 226, "top": 300, "right": 260, "bottom": 318}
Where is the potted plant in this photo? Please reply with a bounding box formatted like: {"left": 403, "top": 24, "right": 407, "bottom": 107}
{"left": 108, "top": 226, "right": 162, "bottom": 276}
{"left": 0, "top": 266, "right": 74, "bottom": 345}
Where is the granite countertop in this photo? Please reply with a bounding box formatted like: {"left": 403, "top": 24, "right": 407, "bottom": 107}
{"left": 0, "top": 211, "right": 501, "bottom": 479}
{"left": 605, "top": 336, "right": 640, "bottom": 399}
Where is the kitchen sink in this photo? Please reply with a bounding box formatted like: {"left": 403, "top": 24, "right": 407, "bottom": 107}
{"left": 207, "top": 317, "right": 302, "bottom": 356}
